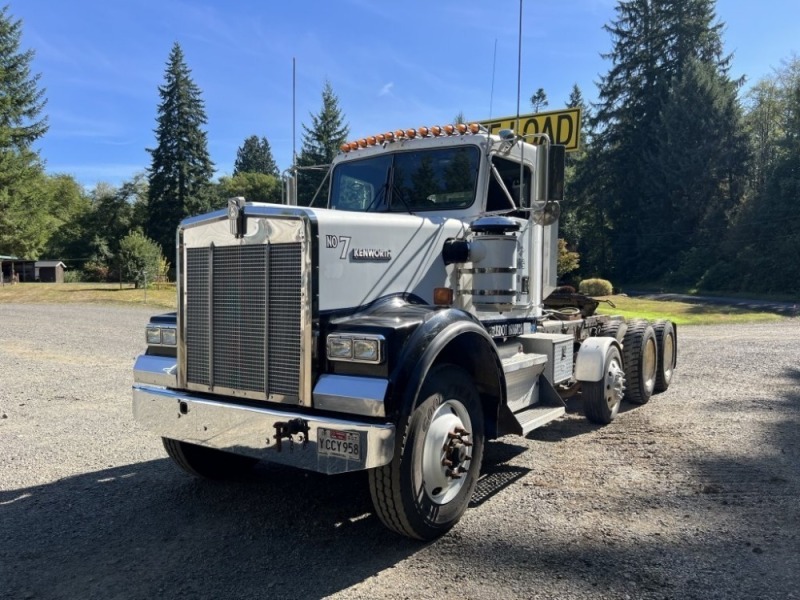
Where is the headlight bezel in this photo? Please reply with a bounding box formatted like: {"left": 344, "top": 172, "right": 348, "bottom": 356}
{"left": 146, "top": 325, "right": 177, "bottom": 346}
{"left": 326, "top": 333, "right": 384, "bottom": 364}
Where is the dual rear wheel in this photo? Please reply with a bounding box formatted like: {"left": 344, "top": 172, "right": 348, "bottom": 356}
{"left": 583, "top": 319, "right": 676, "bottom": 423}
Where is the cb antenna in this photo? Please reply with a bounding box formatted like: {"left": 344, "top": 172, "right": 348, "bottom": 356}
{"left": 489, "top": 38, "right": 497, "bottom": 117}
{"left": 292, "top": 57, "right": 296, "bottom": 167}
{"left": 515, "top": 0, "right": 523, "bottom": 135}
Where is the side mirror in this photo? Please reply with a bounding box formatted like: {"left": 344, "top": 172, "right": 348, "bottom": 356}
{"left": 548, "top": 145, "right": 565, "bottom": 202}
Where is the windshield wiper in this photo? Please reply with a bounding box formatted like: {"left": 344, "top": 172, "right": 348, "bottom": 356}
{"left": 363, "top": 180, "right": 389, "bottom": 213}
{"left": 390, "top": 184, "right": 413, "bottom": 214}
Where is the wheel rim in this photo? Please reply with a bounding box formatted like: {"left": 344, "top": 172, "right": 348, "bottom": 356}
{"left": 605, "top": 354, "right": 625, "bottom": 410}
{"left": 643, "top": 337, "right": 657, "bottom": 393}
{"left": 663, "top": 333, "right": 675, "bottom": 381}
{"left": 422, "top": 399, "right": 473, "bottom": 505}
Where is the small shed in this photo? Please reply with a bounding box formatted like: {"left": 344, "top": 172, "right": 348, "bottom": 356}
{"left": 1, "top": 259, "right": 35, "bottom": 282}
{"left": 36, "top": 261, "right": 67, "bottom": 283}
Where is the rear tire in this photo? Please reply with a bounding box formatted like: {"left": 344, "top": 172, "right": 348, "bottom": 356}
{"left": 582, "top": 346, "right": 625, "bottom": 424}
{"left": 162, "top": 438, "right": 259, "bottom": 479}
{"left": 368, "top": 364, "right": 484, "bottom": 540}
{"left": 622, "top": 321, "right": 658, "bottom": 405}
{"left": 653, "top": 320, "right": 677, "bottom": 392}
{"left": 598, "top": 319, "right": 627, "bottom": 343}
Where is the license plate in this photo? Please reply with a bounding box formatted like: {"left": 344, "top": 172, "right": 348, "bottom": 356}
{"left": 317, "top": 428, "right": 362, "bottom": 461}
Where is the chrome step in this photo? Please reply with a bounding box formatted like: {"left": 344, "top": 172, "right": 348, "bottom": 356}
{"left": 514, "top": 405, "right": 566, "bottom": 436}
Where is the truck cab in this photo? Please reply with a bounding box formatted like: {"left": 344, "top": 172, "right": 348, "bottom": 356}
{"left": 133, "top": 123, "right": 676, "bottom": 540}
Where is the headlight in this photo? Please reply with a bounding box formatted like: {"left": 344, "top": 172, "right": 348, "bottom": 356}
{"left": 353, "top": 338, "right": 379, "bottom": 362}
{"left": 327, "top": 336, "right": 353, "bottom": 359}
{"left": 146, "top": 327, "right": 162, "bottom": 345}
{"left": 327, "top": 333, "right": 384, "bottom": 364}
{"left": 161, "top": 328, "right": 177, "bottom": 345}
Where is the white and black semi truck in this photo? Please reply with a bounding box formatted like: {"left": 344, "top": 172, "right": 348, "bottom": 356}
{"left": 133, "top": 123, "right": 677, "bottom": 540}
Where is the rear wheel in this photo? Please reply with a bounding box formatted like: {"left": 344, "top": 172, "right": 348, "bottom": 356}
{"left": 622, "top": 321, "right": 658, "bottom": 405}
{"left": 598, "top": 319, "right": 627, "bottom": 343}
{"left": 162, "top": 438, "right": 259, "bottom": 479}
{"left": 582, "top": 346, "right": 625, "bottom": 424}
{"left": 653, "top": 320, "right": 677, "bottom": 392}
{"left": 369, "top": 364, "right": 484, "bottom": 540}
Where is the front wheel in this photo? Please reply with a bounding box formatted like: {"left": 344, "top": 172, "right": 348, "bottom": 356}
{"left": 369, "top": 364, "right": 485, "bottom": 540}
{"left": 162, "top": 438, "right": 259, "bottom": 479}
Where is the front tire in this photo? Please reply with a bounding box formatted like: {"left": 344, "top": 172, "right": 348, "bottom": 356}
{"left": 369, "top": 364, "right": 485, "bottom": 540}
{"left": 162, "top": 438, "right": 259, "bottom": 479}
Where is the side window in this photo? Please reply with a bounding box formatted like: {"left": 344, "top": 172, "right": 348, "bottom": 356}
{"left": 486, "top": 156, "right": 531, "bottom": 213}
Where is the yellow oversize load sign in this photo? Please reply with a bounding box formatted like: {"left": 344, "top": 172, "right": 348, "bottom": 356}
{"left": 480, "top": 107, "right": 581, "bottom": 152}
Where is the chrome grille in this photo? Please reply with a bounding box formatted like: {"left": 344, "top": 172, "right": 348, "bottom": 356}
{"left": 267, "top": 244, "right": 302, "bottom": 396}
{"left": 186, "top": 248, "right": 210, "bottom": 385}
{"left": 185, "top": 241, "right": 302, "bottom": 400}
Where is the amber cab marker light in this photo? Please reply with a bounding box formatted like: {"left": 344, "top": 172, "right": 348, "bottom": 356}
{"left": 433, "top": 287, "right": 454, "bottom": 306}
{"left": 444, "top": 124, "right": 455, "bottom": 135}
{"left": 348, "top": 141, "right": 359, "bottom": 151}
{"left": 418, "top": 126, "right": 429, "bottom": 137}
{"left": 385, "top": 131, "right": 395, "bottom": 141}
{"left": 367, "top": 136, "right": 377, "bottom": 146}
{"left": 376, "top": 133, "right": 386, "bottom": 143}
{"left": 431, "top": 125, "right": 442, "bottom": 136}
{"left": 340, "top": 143, "right": 351, "bottom": 153}
{"left": 395, "top": 129, "right": 406, "bottom": 138}
{"left": 469, "top": 122, "right": 481, "bottom": 134}
{"left": 457, "top": 123, "right": 468, "bottom": 134}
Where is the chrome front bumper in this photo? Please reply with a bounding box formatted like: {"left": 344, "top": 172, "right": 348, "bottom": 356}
{"left": 133, "top": 385, "right": 395, "bottom": 474}
{"left": 133, "top": 354, "right": 395, "bottom": 474}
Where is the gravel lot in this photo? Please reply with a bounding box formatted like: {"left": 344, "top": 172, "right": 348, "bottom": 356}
{"left": 1, "top": 303, "right": 798, "bottom": 600}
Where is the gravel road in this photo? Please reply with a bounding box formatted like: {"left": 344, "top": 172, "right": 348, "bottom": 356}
{"left": 1, "top": 303, "right": 798, "bottom": 600}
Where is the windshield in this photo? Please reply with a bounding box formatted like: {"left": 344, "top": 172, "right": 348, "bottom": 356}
{"left": 329, "top": 146, "right": 480, "bottom": 212}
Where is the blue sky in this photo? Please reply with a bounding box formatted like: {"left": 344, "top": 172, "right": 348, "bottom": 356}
{"left": 12, "top": 0, "right": 800, "bottom": 189}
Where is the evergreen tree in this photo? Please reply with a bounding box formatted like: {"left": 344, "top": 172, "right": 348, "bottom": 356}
{"left": 0, "top": 5, "right": 49, "bottom": 258}
{"left": 233, "top": 135, "right": 279, "bottom": 176}
{"left": 710, "top": 58, "right": 800, "bottom": 294}
{"left": 530, "top": 88, "right": 548, "bottom": 113}
{"left": 560, "top": 84, "right": 611, "bottom": 277}
{"left": 590, "top": 0, "right": 746, "bottom": 283}
{"left": 146, "top": 43, "right": 214, "bottom": 258}
{"left": 296, "top": 81, "right": 349, "bottom": 206}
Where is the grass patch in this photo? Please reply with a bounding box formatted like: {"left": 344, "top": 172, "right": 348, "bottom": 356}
{"left": 0, "top": 285, "right": 788, "bottom": 325}
{"left": 0, "top": 283, "right": 176, "bottom": 309}
{"left": 596, "top": 295, "right": 786, "bottom": 326}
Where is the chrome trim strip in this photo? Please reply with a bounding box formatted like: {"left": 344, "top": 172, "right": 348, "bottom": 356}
{"left": 458, "top": 267, "right": 519, "bottom": 275}
{"left": 313, "top": 374, "right": 388, "bottom": 417}
{"left": 133, "top": 354, "right": 177, "bottom": 388}
{"left": 458, "top": 289, "right": 518, "bottom": 296}
{"left": 132, "top": 384, "right": 395, "bottom": 474}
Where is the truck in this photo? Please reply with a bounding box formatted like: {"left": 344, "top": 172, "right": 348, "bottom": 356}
{"left": 132, "top": 122, "right": 677, "bottom": 540}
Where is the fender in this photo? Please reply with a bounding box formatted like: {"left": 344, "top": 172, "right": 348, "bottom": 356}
{"left": 388, "top": 308, "right": 505, "bottom": 435}
{"left": 574, "top": 336, "right": 622, "bottom": 382}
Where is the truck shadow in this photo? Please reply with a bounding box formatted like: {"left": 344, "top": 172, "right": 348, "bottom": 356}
{"left": 0, "top": 439, "right": 534, "bottom": 600}
{"left": 0, "top": 459, "right": 418, "bottom": 600}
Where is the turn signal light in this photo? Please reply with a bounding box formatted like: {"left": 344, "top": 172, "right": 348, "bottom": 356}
{"left": 433, "top": 287, "right": 454, "bottom": 306}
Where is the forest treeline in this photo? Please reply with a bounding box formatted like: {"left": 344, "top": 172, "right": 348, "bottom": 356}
{"left": 0, "top": 1, "right": 798, "bottom": 294}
